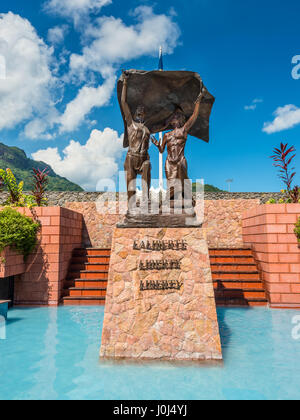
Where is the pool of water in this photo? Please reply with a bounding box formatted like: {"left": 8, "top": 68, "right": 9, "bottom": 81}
{"left": 1, "top": 306, "right": 300, "bottom": 400}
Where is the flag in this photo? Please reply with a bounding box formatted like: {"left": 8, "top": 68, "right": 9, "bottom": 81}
{"left": 158, "top": 46, "right": 163, "bottom": 71}
{"left": 117, "top": 70, "right": 215, "bottom": 146}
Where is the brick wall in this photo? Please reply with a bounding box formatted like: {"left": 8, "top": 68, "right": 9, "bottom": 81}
{"left": 0, "top": 248, "right": 25, "bottom": 278}
{"left": 243, "top": 204, "right": 300, "bottom": 308}
{"left": 11, "top": 207, "right": 83, "bottom": 306}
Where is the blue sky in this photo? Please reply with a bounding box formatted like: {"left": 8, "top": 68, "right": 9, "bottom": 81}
{"left": 0, "top": 0, "right": 300, "bottom": 192}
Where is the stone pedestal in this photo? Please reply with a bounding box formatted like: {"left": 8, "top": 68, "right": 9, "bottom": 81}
{"left": 100, "top": 227, "right": 222, "bottom": 362}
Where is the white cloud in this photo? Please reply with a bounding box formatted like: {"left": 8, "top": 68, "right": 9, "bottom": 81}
{"left": 59, "top": 6, "right": 180, "bottom": 132}
{"left": 59, "top": 75, "right": 115, "bottom": 133}
{"left": 69, "top": 6, "right": 180, "bottom": 80}
{"left": 44, "top": 0, "right": 112, "bottom": 25}
{"left": 244, "top": 104, "right": 257, "bottom": 111}
{"left": 32, "top": 128, "right": 124, "bottom": 190}
{"left": 244, "top": 98, "right": 263, "bottom": 111}
{"left": 0, "top": 12, "right": 58, "bottom": 133}
{"left": 24, "top": 119, "right": 53, "bottom": 140}
{"left": 48, "top": 25, "right": 69, "bottom": 44}
{"left": 24, "top": 108, "right": 60, "bottom": 140}
{"left": 263, "top": 104, "right": 300, "bottom": 134}
{"left": 0, "top": 7, "right": 180, "bottom": 138}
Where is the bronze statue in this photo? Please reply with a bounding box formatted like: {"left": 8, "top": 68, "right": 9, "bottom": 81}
{"left": 117, "top": 70, "right": 214, "bottom": 227}
{"left": 121, "top": 72, "right": 151, "bottom": 211}
{"left": 152, "top": 86, "right": 206, "bottom": 212}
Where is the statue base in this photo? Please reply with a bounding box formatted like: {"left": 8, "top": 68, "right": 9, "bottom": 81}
{"left": 118, "top": 211, "right": 201, "bottom": 228}
{"left": 100, "top": 227, "right": 223, "bottom": 362}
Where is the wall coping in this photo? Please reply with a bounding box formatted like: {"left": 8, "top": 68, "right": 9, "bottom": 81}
{"left": 0, "top": 206, "right": 82, "bottom": 217}
{"left": 243, "top": 203, "right": 300, "bottom": 219}
{"left": 0, "top": 191, "right": 286, "bottom": 207}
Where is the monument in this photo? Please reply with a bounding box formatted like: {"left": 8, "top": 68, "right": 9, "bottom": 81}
{"left": 100, "top": 69, "right": 222, "bottom": 362}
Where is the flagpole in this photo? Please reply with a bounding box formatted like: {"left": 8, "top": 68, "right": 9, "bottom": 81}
{"left": 158, "top": 46, "right": 164, "bottom": 193}
{"left": 159, "top": 131, "right": 163, "bottom": 191}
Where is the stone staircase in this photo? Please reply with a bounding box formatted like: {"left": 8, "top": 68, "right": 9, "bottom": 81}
{"left": 210, "top": 248, "right": 268, "bottom": 306}
{"left": 63, "top": 247, "right": 268, "bottom": 307}
{"left": 63, "top": 248, "right": 110, "bottom": 306}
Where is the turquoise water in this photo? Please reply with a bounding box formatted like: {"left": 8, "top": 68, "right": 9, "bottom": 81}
{"left": 1, "top": 306, "right": 300, "bottom": 400}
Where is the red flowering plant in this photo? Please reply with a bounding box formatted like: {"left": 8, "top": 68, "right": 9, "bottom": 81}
{"left": 31, "top": 168, "right": 49, "bottom": 207}
{"left": 268, "top": 143, "right": 299, "bottom": 204}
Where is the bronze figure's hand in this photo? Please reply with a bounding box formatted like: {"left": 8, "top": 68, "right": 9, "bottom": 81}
{"left": 195, "top": 86, "right": 207, "bottom": 104}
{"left": 195, "top": 95, "right": 202, "bottom": 104}
{"left": 123, "top": 70, "right": 130, "bottom": 81}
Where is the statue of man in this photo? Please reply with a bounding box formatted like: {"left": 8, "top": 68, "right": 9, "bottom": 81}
{"left": 121, "top": 72, "right": 151, "bottom": 211}
{"left": 152, "top": 85, "right": 206, "bottom": 211}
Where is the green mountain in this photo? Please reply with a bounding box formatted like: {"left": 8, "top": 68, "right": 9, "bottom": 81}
{"left": 193, "top": 182, "right": 225, "bottom": 192}
{"left": 0, "top": 142, "right": 83, "bottom": 192}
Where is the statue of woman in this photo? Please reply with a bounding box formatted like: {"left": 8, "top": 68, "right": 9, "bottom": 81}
{"left": 152, "top": 86, "right": 206, "bottom": 212}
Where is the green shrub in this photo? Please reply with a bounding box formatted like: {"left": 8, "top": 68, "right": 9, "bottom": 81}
{"left": 0, "top": 208, "right": 40, "bottom": 259}
{"left": 0, "top": 168, "right": 49, "bottom": 208}
{"left": 0, "top": 168, "right": 28, "bottom": 207}
{"left": 295, "top": 218, "right": 300, "bottom": 244}
{"left": 266, "top": 189, "right": 300, "bottom": 204}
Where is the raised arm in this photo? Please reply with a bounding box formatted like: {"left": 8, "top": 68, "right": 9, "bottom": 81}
{"left": 121, "top": 73, "right": 133, "bottom": 126}
{"left": 184, "top": 86, "right": 206, "bottom": 133}
{"left": 151, "top": 134, "right": 168, "bottom": 154}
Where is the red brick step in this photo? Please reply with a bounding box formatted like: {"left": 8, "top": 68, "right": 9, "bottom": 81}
{"left": 210, "top": 248, "right": 253, "bottom": 256}
{"left": 69, "top": 288, "right": 107, "bottom": 297}
{"left": 63, "top": 248, "right": 111, "bottom": 306}
{"left": 64, "top": 296, "right": 106, "bottom": 306}
{"left": 74, "top": 279, "right": 108, "bottom": 288}
{"left": 211, "top": 263, "right": 258, "bottom": 272}
{"left": 210, "top": 248, "right": 267, "bottom": 307}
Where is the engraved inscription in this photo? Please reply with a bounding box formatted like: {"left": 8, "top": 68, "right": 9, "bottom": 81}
{"left": 139, "top": 260, "right": 181, "bottom": 271}
{"left": 133, "top": 240, "right": 187, "bottom": 251}
{"left": 140, "top": 280, "right": 183, "bottom": 291}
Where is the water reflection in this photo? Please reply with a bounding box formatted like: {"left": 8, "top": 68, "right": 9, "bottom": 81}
{"left": 30, "top": 308, "right": 59, "bottom": 400}
{"left": 0, "top": 315, "right": 6, "bottom": 340}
